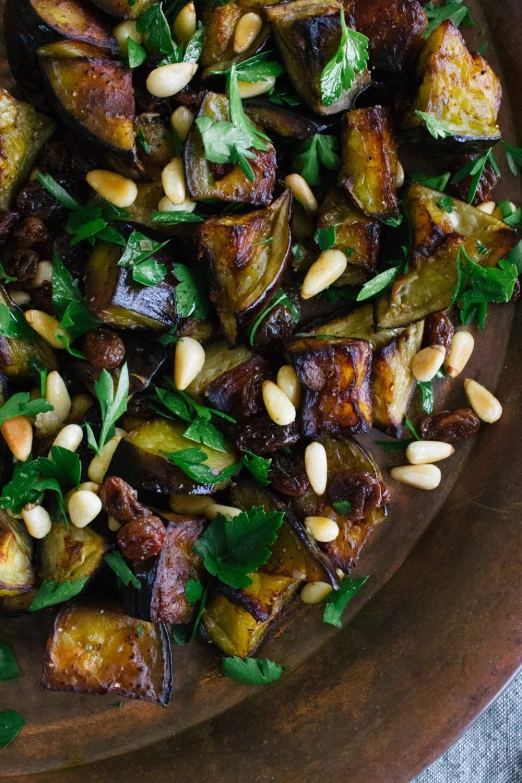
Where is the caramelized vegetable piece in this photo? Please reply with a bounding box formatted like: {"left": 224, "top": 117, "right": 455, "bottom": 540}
{"left": 287, "top": 336, "right": 373, "bottom": 436}
{"left": 0, "top": 89, "right": 55, "bottom": 209}
{"left": 39, "top": 524, "right": 109, "bottom": 584}
{"left": 266, "top": 0, "right": 371, "bottom": 115}
{"left": 244, "top": 101, "right": 330, "bottom": 141}
{"left": 42, "top": 606, "right": 172, "bottom": 705}
{"left": 375, "top": 184, "right": 517, "bottom": 329}
{"left": 0, "top": 286, "right": 58, "bottom": 380}
{"left": 338, "top": 106, "right": 399, "bottom": 221}
{"left": 201, "top": 1, "right": 270, "bottom": 76}
{"left": 38, "top": 41, "right": 136, "bottom": 159}
{"left": 236, "top": 416, "right": 300, "bottom": 454}
{"left": 402, "top": 21, "right": 502, "bottom": 147}
{"left": 200, "top": 190, "right": 292, "bottom": 344}
{"left": 306, "top": 302, "right": 400, "bottom": 349}
{"left": 84, "top": 242, "right": 178, "bottom": 331}
{"left": 135, "top": 114, "right": 177, "bottom": 177}
{"left": 0, "top": 510, "right": 35, "bottom": 596}
{"left": 89, "top": 0, "right": 155, "bottom": 20}
{"left": 185, "top": 92, "right": 276, "bottom": 206}
{"left": 202, "top": 353, "right": 269, "bottom": 420}
{"left": 420, "top": 407, "right": 480, "bottom": 442}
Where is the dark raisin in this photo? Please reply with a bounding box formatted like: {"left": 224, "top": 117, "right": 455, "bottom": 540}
{"left": 328, "top": 470, "right": 390, "bottom": 522}
{"left": 5, "top": 248, "right": 39, "bottom": 286}
{"left": 100, "top": 476, "right": 148, "bottom": 525}
{"left": 117, "top": 516, "right": 166, "bottom": 562}
{"left": 252, "top": 304, "right": 297, "bottom": 352}
{"left": 269, "top": 450, "right": 310, "bottom": 496}
{"left": 30, "top": 281, "right": 54, "bottom": 315}
{"left": 236, "top": 416, "right": 300, "bottom": 455}
{"left": 84, "top": 328, "right": 126, "bottom": 370}
{"left": 0, "top": 210, "right": 21, "bottom": 241}
{"left": 422, "top": 311, "right": 455, "bottom": 353}
{"left": 449, "top": 153, "right": 500, "bottom": 205}
{"left": 16, "top": 179, "right": 75, "bottom": 222}
{"left": 420, "top": 408, "right": 480, "bottom": 442}
{"left": 13, "top": 217, "right": 49, "bottom": 249}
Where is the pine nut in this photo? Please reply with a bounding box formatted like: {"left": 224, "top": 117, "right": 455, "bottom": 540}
{"left": 46, "top": 371, "right": 71, "bottom": 425}
{"left": 276, "top": 365, "right": 302, "bottom": 408}
{"left": 9, "top": 290, "right": 30, "bottom": 306}
{"left": 301, "top": 581, "right": 332, "bottom": 605}
{"left": 34, "top": 411, "right": 62, "bottom": 437}
{"left": 390, "top": 464, "right": 441, "bottom": 490}
{"left": 25, "top": 310, "right": 64, "bottom": 349}
{"left": 444, "top": 330, "right": 474, "bottom": 378}
{"left": 301, "top": 249, "right": 347, "bottom": 300}
{"left": 66, "top": 394, "right": 93, "bottom": 425}
{"left": 411, "top": 345, "right": 446, "bottom": 382}
{"left": 157, "top": 195, "right": 197, "bottom": 212}
{"left": 64, "top": 482, "right": 99, "bottom": 511}
{"left": 171, "top": 106, "right": 194, "bottom": 142}
{"left": 86, "top": 170, "right": 138, "bottom": 209}
{"left": 476, "top": 201, "right": 496, "bottom": 215}
{"left": 68, "top": 490, "right": 103, "bottom": 529}
{"left": 169, "top": 494, "right": 217, "bottom": 515}
{"left": 22, "top": 504, "right": 52, "bottom": 539}
{"left": 262, "top": 380, "right": 296, "bottom": 426}
{"left": 161, "top": 157, "right": 186, "bottom": 205}
{"left": 114, "top": 20, "right": 142, "bottom": 55}
{"left": 396, "top": 161, "right": 405, "bottom": 189}
{"left": 233, "top": 12, "right": 263, "bottom": 54}
{"left": 493, "top": 201, "right": 517, "bottom": 221}
{"left": 205, "top": 503, "right": 243, "bottom": 520}
{"left": 146, "top": 62, "right": 198, "bottom": 98}
{"left": 88, "top": 433, "right": 123, "bottom": 483}
{"left": 51, "top": 423, "right": 83, "bottom": 452}
{"left": 305, "top": 516, "right": 339, "bottom": 543}
{"left": 174, "top": 336, "right": 205, "bottom": 390}
{"left": 238, "top": 77, "right": 276, "bottom": 98}
{"left": 304, "top": 441, "right": 328, "bottom": 496}
{"left": 1, "top": 416, "right": 32, "bottom": 461}
{"left": 173, "top": 2, "right": 197, "bottom": 46}
{"left": 284, "top": 174, "right": 318, "bottom": 215}
{"left": 464, "top": 378, "right": 502, "bottom": 423}
{"left": 108, "top": 515, "right": 122, "bottom": 532}
{"left": 406, "top": 440, "right": 454, "bottom": 465}
{"left": 29, "top": 261, "right": 53, "bottom": 288}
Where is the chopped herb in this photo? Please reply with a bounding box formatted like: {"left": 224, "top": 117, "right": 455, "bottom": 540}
{"left": 0, "top": 710, "right": 25, "bottom": 749}
{"left": 212, "top": 51, "right": 284, "bottom": 83}
{"left": 27, "top": 356, "right": 48, "bottom": 397}
{"left": 222, "top": 656, "right": 284, "bottom": 685}
{"left": 453, "top": 247, "right": 518, "bottom": 328}
{"left": 502, "top": 140, "right": 522, "bottom": 176}
{"left": 424, "top": 0, "right": 476, "bottom": 37}
{"left": 0, "top": 304, "right": 35, "bottom": 343}
{"left": 127, "top": 37, "right": 147, "bottom": 68}
{"left": 451, "top": 148, "right": 500, "bottom": 204}
{"left": 381, "top": 214, "right": 403, "bottom": 228}
{"left": 314, "top": 225, "right": 339, "bottom": 251}
{"left": 151, "top": 210, "right": 203, "bottom": 224}
{"left": 117, "top": 230, "right": 169, "bottom": 286}
{"left": 409, "top": 171, "right": 451, "bottom": 192}
{"left": 323, "top": 575, "right": 368, "bottom": 627}
{"left": 36, "top": 171, "right": 81, "bottom": 210}
{"left": 183, "top": 22, "right": 206, "bottom": 63}
{"left": 404, "top": 415, "right": 421, "bottom": 441}
{"left": 104, "top": 551, "right": 141, "bottom": 590}
{"left": 185, "top": 575, "right": 204, "bottom": 603}
{"left": 437, "top": 195, "right": 454, "bottom": 213}
{"left": 252, "top": 236, "right": 274, "bottom": 247}
{"left": 173, "top": 263, "right": 210, "bottom": 319}
{"left": 160, "top": 447, "right": 240, "bottom": 485}
{"left": 0, "top": 457, "right": 62, "bottom": 516}
{"left": 0, "top": 263, "right": 16, "bottom": 283}
{"left": 136, "top": 3, "right": 175, "bottom": 56}
{"left": 293, "top": 134, "right": 340, "bottom": 187}
{"left": 374, "top": 439, "right": 413, "bottom": 452}
{"left": 249, "top": 288, "right": 298, "bottom": 346}
{"left": 496, "top": 199, "right": 522, "bottom": 227}
{"left": 158, "top": 328, "right": 178, "bottom": 346}
{"left": 171, "top": 624, "right": 191, "bottom": 645}
{"left": 292, "top": 243, "right": 305, "bottom": 264}
{"left": 332, "top": 501, "right": 352, "bottom": 514}
{"left": 268, "top": 83, "right": 301, "bottom": 107}
{"left": 477, "top": 240, "right": 489, "bottom": 256}
{"left": 85, "top": 363, "right": 129, "bottom": 457}
{"left": 0, "top": 642, "right": 19, "bottom": 682}
{"left": 29, "top": 578, "right": 89, "bottom": 612}
{"left": 319, "top": 285, "right": 359, "bottom": 304}
{"left": 190, "top": 581, "right": 210, "bottom": 639}
{"left": 136, "top": 623, "right": 144, "bottom": 636}
{"left": 241, "top": 451, "right": 272, "bottom": 486}
{"left": 417, "top": 380, "right": 435, "bottom": 414}
{"left": 37, "top": 446, "right": 82, "bottom": 491}
{"left": 136, "top": 129, "right": 152, "bottom": 153}
{"left": 356, "top": 266, "right": 401, "bottom": 302}
{"left": 320, "top": 11, "right": 368, "bottom": 107}
{"left": 52, "top": 252, "right": 101, "bottom": 356}
{"left": 414, "top": 111, "right": 453, "bottom": 140}
{"left": 0, "top": 392, "right": 52, "bottom": 427}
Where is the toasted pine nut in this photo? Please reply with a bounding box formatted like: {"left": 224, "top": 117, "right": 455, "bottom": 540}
{"left": 396, "top": 161, "right": 405, "bottom": 189}
{"left": 45, "top": 371, "right": 71, "bottom": 425}
{"left": 205, "top": 503, "right": 242, "bottom": 520}
{"left": 157, "top": 195, "right": 197, "bottom": 213}
{"left": 1, "top": 416, "right": 32, "bottom": 461}
{"left": 51, "top": 423, "right": 83, "bottom": 453}
{"left": 174, "top": 336, "right": 205, "bottom": 390}
{"left": 444, "top": 330, "right": 474, "bottom": 378}
{"left": 304, "top": 441, "right": 327, "bottom": 496}
{"left": 493, "top": 201, "right": 517, "bottom": 221}
{"left": 173, "top": 2, "right": 197, "bottom": 46}
{"left": 305, "top": 516, "right": 339, "bottom": 543}
{"left": 476, "top": 201, "right": 496, "bottom": 215}
{"left": 114, "top": 20, "right": 142, "bottom": 55}
{"left": 88, "top": 433, "right": 123, "bottom": 483}
{"left": 284, "top": 173, "right": 318, "bottom": 215}
{"left": 411, "top": 345, "right": 446, "bottom": 382}
{"left": 22, "top": 504, "right": 52, "bottom": 539}
{"left": 169, "top": 494, "right": 217, "bottom": 515}
{"left": 262, "top": 380, "right": 296, "bottom": 426}
{"left": 161, "top": 158, "right": 186, "bottom": 205}
{"left": 86, "top": 170, "right": 138, "bottom": 209}
{"left": 233, "top": 12, "right": 263, "bottom": 53}
{"left": 108, "top": 515, "right": 122, "bottom": 532}
{"left": 146, "top": 62, "right": 198, "bottom": 98}
{"left": 34, "top": 411, "right": 62, "bottom": 437}
{"left": 66, "top": 394, "right": 93, "bottom": 425}
{"left": 29, "top": 261, "right": 53, "bottom": 288}
{"left": 68, "top": 490, "right": 103, "bottom": 529}
{"left": 171, "top": 106, "right": 194, "bottom": 142}
{"left": 238, "top": 77, "right": 276, "bottom": 98}
{"left": 25, "top": 310, "right": 64, "bottom": 349}
{"left": 406, "top": 440, "right": 454, "bottom": 465}
{"left": 390, "top": 464, "right": 441, "bottom": 490}
{"left": 301, "top": 581, "right": 332, "bottom": 605}
{"left": 464, "top": 378, "right": 502, "bottom": 423}
{"left": 276, "top": 365, "right": 302, "bottom": 408}
{"left": 9, "top": 290, "right": 30, "bottom": 306}
{"left": 301, "top": 249, "right": 347, "bottom": 300}
{"left": 64, "top": 482, "right": 98, "bottom": 511}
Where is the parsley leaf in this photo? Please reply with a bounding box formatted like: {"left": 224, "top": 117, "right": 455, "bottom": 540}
{"left": 454, "top": 249, "right": 518, "bottom": 328}
{"left": 104, "top": 551, "right": 141, "bottom": 589}
{"left": 0, "top": 392, "right": 52, "bottom": 427}
{"left": 241, "top": 451, "right": 272, "bottom": 486}
{"left": 314, "top": 225, "right": 339, "bottom": 251}
{"left": 332, "top": 501, "right": 352, "bottom": 514}
{"left": 136, "top": 129, "right": 152, "bottom": 153}
{"left": 0, "top": 710, "right": 25, "bottom": 749}
{"left": 212, "top": 51, "right": 284, "bottom": 83}
{"left": 173, "top": 263, "right": 210, "bottom": 319}
{"left": 417, "top": 380, "right": 435, "bottom": 414}
{"left": 29, "top": 578, "right": 89, "bottom": 611}
{"left": 404, "top": 415, "right": 421, "bottom": 441}
{"left": 356, "top": 266, "right": 401, "bottom": 302}
{"left": 184, "top": 22, "right": 206, "bottom": 63}
{"left": 268, "top": 82, "right": 301, "bottom": 107}
{"left": 36, "top": 171, "right": 81, "bottom": 210}
{"left": 320, "top": 11, "right": 368, "bottom": 107}
{"left": 0, "top": 304, "right": 34, "bottom": 342}
{"left": 249, "top": 288, "right": 299, "bottom": 346}
{"left": 414, "top": 111, "right": 453, "bottom": 140}
{"left": 137, "top": 3, "right": 175, "bottom": 56}
{"left": 117, "top": 230, "right": 169, "bottom": 286}
{"left": 52, "top": 253, "right": 100, "bottom": 356}
{"left": 0, "top": 642, "right": 19, "bottom": 682}
{"left": 151, "top": 210, "right": 204, "bottom": 224}
{"left": 409, "top": 171, "right": 451, "bottom": 191}
{"left": 374, "top": 439, "right": 413, "bottom": 452}
{"left": 293, "top": 134, "right": 340, "bottom": 187}
{"left": 185, "top": 575, "right": 204, "bottom": 603}
{"left": 437, "top": 195, "right": 454, "bottom": 213}
{"left": 424, "top": 0, "right": 476, "bottom": 37}
{"left": 194, "top": 506, "right": 284, "bottom": 588}
{"left": 222, "top": 656, "right": 284, "bottom": 685}
{"left": 323, "top": 575, "right": 368, "bottom": 627}
{"left": 161, "top": 446, "right": 240, "bottom": 485}
{"left": 450, "top": 148, "right": 500, "bottom": 204}
{"left": 0, "top": 457, "right": 61, "bottom": 515}
{"left": 496, "top": 200, "right": 522, "bottom": 228}
{"left": 502, "top": 140, "right": 522, "bottom": 176}
{"left": 28, "top": 356, "right": 48, "bottom": 397}
{"left": 86, "top": 363, "right": 129, "bottom": 456}
{"left": 37, "top": 446, "right": 81, "bottom": 491}
{"left": 128, "top": 37, "right": 147, "bottom": 68}
{"left": 0, "top": 263, "right": 16, "bottom": 283}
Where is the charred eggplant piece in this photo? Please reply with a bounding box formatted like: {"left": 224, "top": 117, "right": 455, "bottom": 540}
{"left": 244, "top": 101, "right": 330, "bottom": 141}
{"left": 0, "top": 510, "right": 35, "bottom": 596}
{"left": 0, "top": 287, "right": 58, "bottom": 380}
{"left": 375, "top": 184, "right": 517, "bottom": 328}
{"left": 0, "top": 88, "right": 55, "bottom": 209}
{"left": 306, "top": 302, "right": 399, "bottom": 348}
{"left": 236, "top": 416, "right": 300, "bottom": 454}
{"left": 42, "top": 606, "right": 172, "bottom": 705}
{"left": 200, "top": 190, "right": 292, "bottom": 344}
{"left": 38, "top": 41, "right": 136, "bottom": 160}
{"left": 338, "top": 107, "right": 399, "bottom": 221}
{"left": 185, "top": 92, "right": 277, "bottom": 205}
{"left": 266, "top": 0, "right": 371, "bottom": 116}
{"left": 89, "top": 0, "right": 156, "bottom": 19}
{"left": 39, "top": 523, "right": 109, "bottom": 585}
{"left": 109, "top": 418, "right": 239, "bottom": 495}
{"left": 135, "top": 113, "right": 178, "bottom": 177}
{"left": 402, "top": 21, "right": 502, "bottom": 148}
{"left": 201, "top": 1, "right": 270, "bottom": 76}
{"left": 287, "top": 336, "right": 373, "bottom": 436}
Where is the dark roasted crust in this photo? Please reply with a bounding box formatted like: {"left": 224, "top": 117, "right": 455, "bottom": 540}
{"left": 203, "top": 355, "right": 270, "bottom": 421}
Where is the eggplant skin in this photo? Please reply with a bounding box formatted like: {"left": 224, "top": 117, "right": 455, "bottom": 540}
{"left": 42, "top": 606, "right": 172, "bottom": 705}
{"left": 287, "top": 337, "right": 373, "bottom": 436}
{"left": 89, "top": 0, "right": 155, "bottom": 20}
{"left": 203, "top": 354, "right": 270, "bottom": 421}
{"left": 0, "top": 511, "right": 35, "bottom": 596}
{"left": 339, "top": 106, "right": 399, "bottom": 221}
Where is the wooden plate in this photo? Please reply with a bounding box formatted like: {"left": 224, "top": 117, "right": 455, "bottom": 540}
{"left": 2, "top": 1, "right": 522, "bottom": 780}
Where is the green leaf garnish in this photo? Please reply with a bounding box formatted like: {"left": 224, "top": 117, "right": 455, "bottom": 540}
{"left": 414, "top": 111, "right": 453, "bottom": 140}
{"left": 502, "top": 140, "right": 522, "bottom": 176}
{"left": 293, "top": 134, "right": 340, "bottom": 187}
{"left": 185, "top": 575, "right": 204, "bottom": 603}
{"left": 29, "top": 578, "right": 89, "bottom": 611}
{"left": 0, "top": 710, "right": 25, "bottom": 749}
{"left": 451, "top": 148, "right": 500, "bottom": 204}
{"left": 173, "top": 263, "right": 210, "bottom": 319}
{"left": 332, "top": 501, "right": 352, "bottom": 514}
{"left": 52, "top": 252, "right": 101, "bottom": 356}
{"left": 86, "top": 363, "right": 129, "bottom": 457}
{"left": 127, "top": 37, "right": 147, "bottom": 68}
{"left": 404, "top": 415, "right": 421, "bottom": 441}
{"left": 136, "top": 3, "right": 175, "bottom": 56}
{"left": 437, "top": 195, "right": 454, "bottom": 213}
{"left": 211, "top": 51, "right": 284, "bottom": 83}
{"left": 320, "top": 11, "right": 368, "bottom": 107}
{"left": 104, "top": 551, "right": 141, "bottom": 589}
{"left": 0, "top": 392, "right": 52, "bottom": 427}
{"left": 356, "top": 266, "right": 401, "bottom": 302}
{"left": 249, "top": 288, "right": 299, "bottom": 346}
{"left": 417, "top": 381, "right": 435, "bottom": 414}
{"left": 424, "top": 0, "right": 476, "bottom": 38}
{"left": 184, "top": 22, "right": 206, "bottom": 63}
{"left": 160, "top": 447, "right": 240, "bottom": 485}
{"left": 323, "top": 575, "right": 368, "bottom": 627}
{"left": 37, "top": 446, "right": 82, "bottom": 491}
{"left": 0, "top": 304, "right": 35, "bottom": 343}
{"left": 408, "top": 171, "right": 451, "bottom": 191}
{"left": 36, "top": 171, "right": 81, "bottom": 210}
{"left": 314, "top": 225, "right": 339, "bottom": 251}
{"left": 0, "top": 642, "right": 19, "bottom": 682}
{"left": 0, "top": 263, "right": 16, "bottom": 283}
{"left": 241, "top": 451, "right": 272, "bottom": 486}
{"left": 151, "top": 210, "right": 204, "bottom": 224}
{"left": 222, "top": 656, "right": 284, "bottom": 685}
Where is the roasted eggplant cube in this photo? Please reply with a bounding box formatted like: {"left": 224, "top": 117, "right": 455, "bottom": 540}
{"left": 266, "top": 0, "right": 370, "bottom": 115}
{"left": 287, "top": 337, "right": 373, "bottom": 436}
{"left": 109, "top": 418, "right": 239, "bottom": 495}
{"left": 85, "top": 242, "right": 178, "bottom": 331}
{"left": 38, "top": 42, "right": 136, "bottom": 159}
{"left": 203, "top": 354, "right": 269, "bottom": 420}
{"left": 306, "top": 302, "right": 400, "bottom": 349}
{"left": 200, "top": 190, "right": 292, "bottom": 344}
{"left": 338, "top": 106, "right": 399, "bottom": 221}
{"left": 185, "top": 92, "right": 276, "bottom": 206}
{"left": 0, "top": 89, "right": 55, "bottom": 209}
{"left": 375, "top": 184, "right": 517, "bottom": 328}
{"left": 201, "top": 1, "right": 270, "bottom": 76}
{"left": 39, "top": 524, "right": 109, "bottom": 585}
{"left": 42, "top": 606, "right": 172, "bottom": 705}
{"left": 402, "top": 21, "right": 502, "bottom": 147}
{"left": 89, "top": 0, "right": 155, "bottom": 20}
{"left": 0, "top": 287, "right": 58, "bottom": 380}
{"left": 135, "top": 114, "right": 178, "bottom": 176}
{"left": 0, "top": 511, "right": 35, "bottom": 596}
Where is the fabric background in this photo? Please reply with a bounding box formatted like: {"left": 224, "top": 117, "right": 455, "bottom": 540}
{"left": 413, "top": 670, "right": 522, "bottom": 782}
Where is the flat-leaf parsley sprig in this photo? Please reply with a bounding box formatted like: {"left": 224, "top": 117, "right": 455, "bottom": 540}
{"left": 320, "top": 11, "right": 368, "bottom": 107}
